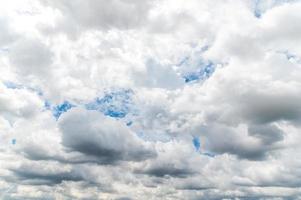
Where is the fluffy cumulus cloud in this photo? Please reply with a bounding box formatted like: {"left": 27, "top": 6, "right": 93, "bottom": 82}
{"left": 1, "top": 0, "right": 301, "bottom": 199}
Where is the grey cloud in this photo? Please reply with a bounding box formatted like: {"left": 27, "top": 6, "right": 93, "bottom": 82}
{"left": 42, "top": 0, "right": 154, "bottom": 33}
{"left": 176, "top": 185, "right": 213, "bottom": 191}
{"left": 241, "top": 92, "right": 301, "bottom": 124}
{"left": 9, "top": 38, "right": 54, "bottom": 76}
{"left": 134, "top": 59, "right": 184, "bottom": 90}
{"left": 12, "top": 169, "right": 82, "bottom": 185}
{"left": 59, "top": 108, "right": 156, "bottom": 164}
{"left": 172, "top": 176, "right": 215, "bottom": 191}
{"left": 248, "top": 124, "right": 284, "bottom": 145}
{"left": 204, "top": 76, "right": 301, "bottom": 126}
{"left": 135, "top": 141, "right": 200, "bottom": 178}
{"left": 201, "top": 124, "right": 282, "bottom": 160}
{"left": 2, "top": 196, "right": 54, "bottom": 200}
{"left": 115, "top": 197, "right": 133, "bottom": 200}
{"left": 138, "top": 165, "right": 195, "bottom": 178}
{"left": 11, "top": 166, "right": 83, "bottom": 185}
{"left": 261, "top": 2, "right": 301, "bottom": 43}
{"left": 19, "top": 131, "right": 152, "bottom": 166}
{"left": 0, "top": 18, "right": 18, "bottom": 47}
{"left": 20, "top": 144, "right": 56, "bottom": 162}
{"left": 0, "top": 84, "right": 44, "bottom": 119}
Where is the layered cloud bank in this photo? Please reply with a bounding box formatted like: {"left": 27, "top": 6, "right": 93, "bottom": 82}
{"left": 1, "top": 0, "right": 301, "bottom": 199}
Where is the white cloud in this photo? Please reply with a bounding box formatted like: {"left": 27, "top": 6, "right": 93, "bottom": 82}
{"left": 1, "top": 0, "right": 301, "bottom": 199}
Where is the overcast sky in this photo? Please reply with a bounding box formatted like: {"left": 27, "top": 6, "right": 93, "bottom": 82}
{"left": 1, "top": 0, "right": 301, "bottom": 199}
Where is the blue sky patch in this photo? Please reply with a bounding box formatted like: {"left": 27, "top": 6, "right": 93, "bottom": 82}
{"left": 253, "top": 0, "right": 300, "bottom": 18}
{"left": 126, "top": 121, "right": 133, "bottom": 126}
{"left": 184, "top": 62, "right": 215, "bottom": 83}
{"left": 52, "top": 101, "right": 75, "bottom": 119}
{"left": 44, "top": 100, "right": 51, "bottom": 110}
{"left": 203, "top": 152, "right": 216, "bottom": 158}
{"left": 192, "top": 136, "right": 201, "bottom": 151}
{"left": 86, "top": 89, "right": 134, "bottom": 118}
{"left": 278, "top": 50, "right": 301, "bottom": 64}
{"left": 3, "top": 81, "right": 22, "bottom": 89}
{"left": 254, "top": 0, "right": 262, "bottom": 18}
{"left": 11, "top": 139, "right": 16, "bottom": 145}
{"left": 176, "top": 46, "right": 215, "bottom": 83}
{"left": 137, "top": 131, "right": 172, "bottom": 142}
{"left": 3, "top": 81, "right": 43, "bottom": 96}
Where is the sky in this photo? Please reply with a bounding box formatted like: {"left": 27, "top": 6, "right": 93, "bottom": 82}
{"left": 0, "top": 0, "right": 301, "bottom": 199}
